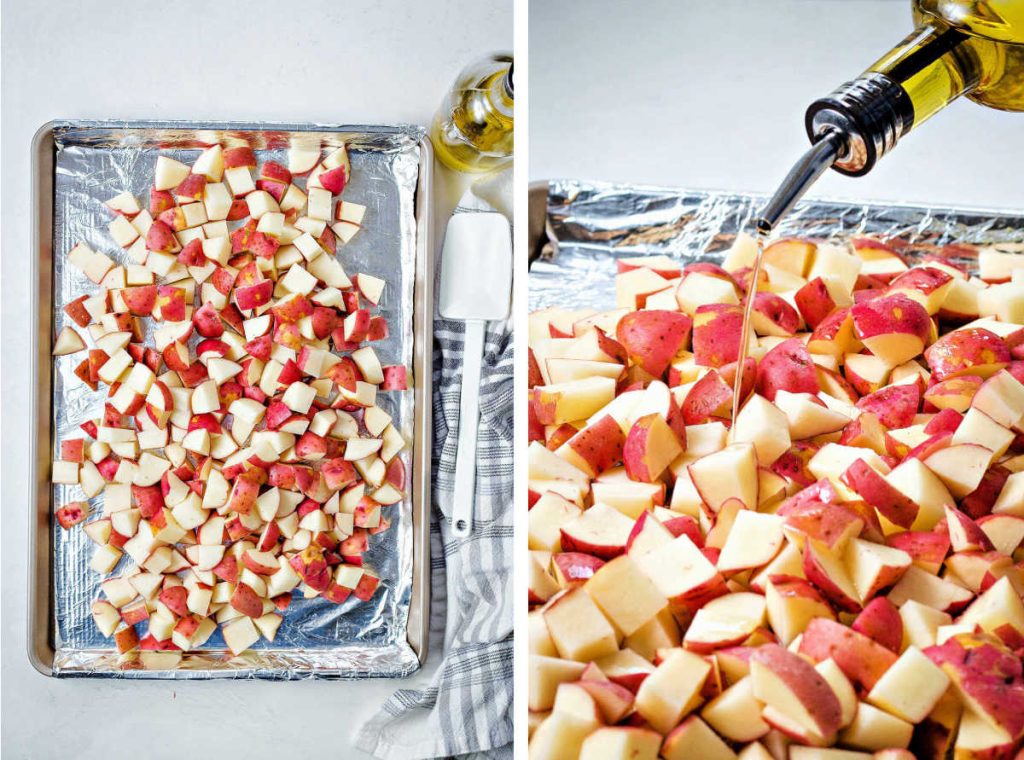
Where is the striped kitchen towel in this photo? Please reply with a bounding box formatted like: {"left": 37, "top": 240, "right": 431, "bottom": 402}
{"left": 355, "top": 172, "right": 514, "bottom": 760}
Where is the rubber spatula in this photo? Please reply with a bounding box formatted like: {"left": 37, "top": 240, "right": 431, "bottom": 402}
{"left": 438, "top": 211, "right": 512, "bottom": 537}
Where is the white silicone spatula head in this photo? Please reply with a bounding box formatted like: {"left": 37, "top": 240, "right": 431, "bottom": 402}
{"left": 439, "top": 212, "right": 512, "bottom": 321}
{"left": 438, "top": 211, "right": 512, "bottom": 538}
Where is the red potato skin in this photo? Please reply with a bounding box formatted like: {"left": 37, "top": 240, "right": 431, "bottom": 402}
{"left": 755, "top": 338, "right": 820, "bottom": 401}
{"left": 923, "top": 407, "right": 963, "bottom": 437}
{"left": 615, "top": 310, "right": 692, "bottom": 377}
{"left": 146, "top": 219, "right": 179, "bottom": 254}
{"left": 924, "top": 375, "right": 983, "bottom": 411}
{"left": 114, "top": 625, "right": 140, "bottom": 653}
{"left": 234, "top": 280, "right": 273, "bottom": 312}
{"left": 196, "top": 338, "right": 229, "bottom": 359}
{"left": 157, "top": 206, "right": 187, "bottom": 232}
{"left": 719, "top": 357, "right": 757, "bottom": 406}
{"left": 244, "top": 334, "right": 272, "bottom": 361}
{"left": 159, "top": 586, "right": 189, "bottom": 617}
{"left": 856, "top": 383, "right": 920, "bottom": 429}
{"left": 229, "top": 583, "right": 263, "bottom": 618}
{"left": 657, "top": 514, "right": 700, "bottom": 548}
{"left": 961, "top": 465, "right": 1010, "bottom": 519}
{"left": 260, "top": 161, "right": 292, "bottom": 183}
{"left": 321, "top": 458, "right": 358, "bottom": 491}
{"left": 888, "top": 266, "right": 953, "bottom": 299}
{"left": 149, "top": 187, "right": 175, "bottom": 216}
{"left": 618, "top": 259, "right": 682, "bottom": 279}
{"left": 319, "top": 166, "right": 347, "bottom": 195}
{"left": 289, "top": 545, "right": 330, "bottom": 592}
{"left": 551, "top": 552, "right": 606, "bottom": 587}
{"left": 154, "top": 286, "right": 187, "bottom": 322}
{"left": 802, "top": 543, "right": 862, "bottom": 613}
{"left": 61, "top": 439, "right": 85, "bottom": 463}
{"left": 178, "top": 239, "right": 206, "bottom": 267}
{"left": 851, "top": 293, "right": 931, "bottom": 342}
{"left": 945, "top": 505, "right": 994, "bottom": 553}
{"left": 622, "top": 412, "right": 682, "bottom": 483}
{"left": 799, "top": 618, "right": 898, "bottom": 692}
{"left": 353, "top": 572, "right": 379, "bottom": 602}
{"left": 223, "top": 147, "right": 256, "bottom": 169}
{"left": 851, "top": 597, "right": 903, "bottom": 653}
{"left": 885, "top": 530, "right": 950, "bottom": 574}
{"left": 527, "top": 349, "right": 543, "bottom": 389}
{"left": 924, "top": 635, "right": 1024, "bottom": 743}
{"left": 925, "top": 327, "right": 1011, "bottom": 381}
{"left": 173, "top": 614, "right": 199, "bottom": 639}
{"left": 73, "top": 359, "right": 97, "bottom": 390}
{"left": 809, "top": 308, "right": 860, "bottom": 354}
{"left": 382, "top": 366, "right": 409, "bottom": 393}
{"left": 691, "top": 303, "right": 743, "bottom": 368}
{"left": 751, "top": 644, "right": 843, "bottom": 739}
{"left": 55, "top": 502, "right": 89, "bottom": 529}
{"left": 840, "top": 459, "right": 918, "bottom": 529}
{"left": 779, "top": 494, "right": 864, "bottom": 551}
{"left": 680, "top": 369, "right": 732, "bottom": 424}
{"left": 751, "top": 291, "right": 801, "bottom": 335}
{"left": 794, "top": 277, "right": 839, "bottom": 329}
{"left": 64, "top": 295, "right": 93, "bottom": 327}
{"left": 682, "top": 261, "right": 734, "bottom": 283}
{"left": 904, "top": 432, "right": 953, "bottom": 462}
{"left": 122, "top": 285, "right": 157, "bottom": 316}
{"left": 256, "top": 179, "right": 287, "bottom": 203}
{"left": 771, "top": 441, "right": 820, "bottom": 487}
{"left": 838, "top": 412, "right": 890, "bottom": 455}
{"left": 192, "top": 302, "right": 224, "bottom": 338}
{"left": 736, "top": 265, "right": 773, "bottom": 297}
{"left": 567, "top": 414, "right": 625, "bottom": 475}
{"left": 212, "top": 554, "right": 239, "bottom": 584}
{"left": 132, "top": 484, "right": 165, "bottom": 519}
{"left": 273, "top": 294, "right": 313, "bottom": 324}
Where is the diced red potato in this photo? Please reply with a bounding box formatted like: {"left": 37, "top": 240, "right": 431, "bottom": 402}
{"left": 53, "top": 142, "right": 410, "bottom": 662}
{"left": 528, "top": 235, "right": 1024, "bottom": 755}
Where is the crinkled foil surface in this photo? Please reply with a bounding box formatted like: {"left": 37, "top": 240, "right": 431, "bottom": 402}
{"left": 530, "top": 179, "right": 1024, "bottom": 310}
{"left": 49, "top": 121, "right": 423, "bottom": 678}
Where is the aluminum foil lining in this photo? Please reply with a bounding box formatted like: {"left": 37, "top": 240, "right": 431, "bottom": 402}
{"left": 49, "top": 121, "right": 424, "bottom": 679}
{"left": 530, "top": 179, "right": 1024, "bottom": 310}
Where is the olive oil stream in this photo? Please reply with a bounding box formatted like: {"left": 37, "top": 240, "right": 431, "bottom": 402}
{"left": 731, "top": 230, "right": 769, "bottom": 426}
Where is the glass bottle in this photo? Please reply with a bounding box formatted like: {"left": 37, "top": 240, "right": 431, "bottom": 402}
{"left": 759, "top": 0, "right": 1023, "bottom": 231}
{"left": 807, "top": 0, "right": 1024, "bottom": 178}
{"left": 431, "top": 53, "right": 514, "bottom": 173}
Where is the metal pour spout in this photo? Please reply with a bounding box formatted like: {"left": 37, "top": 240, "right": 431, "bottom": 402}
{"left": 756, "top": 129, "right": 847, "bottom": 235}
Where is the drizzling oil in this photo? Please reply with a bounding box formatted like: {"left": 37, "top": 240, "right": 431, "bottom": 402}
{"left": 731, "top": 228, "right": 770, "bottom": 426}
{"left": 730, "top": 134, "right": 845, "bottom": 426}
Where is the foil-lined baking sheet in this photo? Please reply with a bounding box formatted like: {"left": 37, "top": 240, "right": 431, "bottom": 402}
{"left": 530, "top": 179, "right": 1024, "bottom": 309}
{"left": 49, "top": 121, "right": 424, "bottom": 678}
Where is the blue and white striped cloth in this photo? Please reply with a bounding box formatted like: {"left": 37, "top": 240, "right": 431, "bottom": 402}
{"left": 355, "top": 177, "right": 514, "bottom": 760}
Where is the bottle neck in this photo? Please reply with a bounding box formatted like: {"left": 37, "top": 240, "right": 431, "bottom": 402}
{"left": 807, "top": 24, "right": 981, "bottom": 176}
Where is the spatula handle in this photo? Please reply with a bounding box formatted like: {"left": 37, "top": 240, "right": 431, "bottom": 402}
{"left": 451, "top": 319, "right": 486, "bottom": 538}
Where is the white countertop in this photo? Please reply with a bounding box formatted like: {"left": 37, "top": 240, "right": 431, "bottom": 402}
{"left": 530, "top": 0, "right": 1024, "bottom": 211}
{"left": 0, "top": 1, "right": 509, "bottom": 757}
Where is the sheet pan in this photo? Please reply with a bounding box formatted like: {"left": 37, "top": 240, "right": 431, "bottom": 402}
{"left": 530, "top": 179, "right": 1024, "bottom": 309}
{"left": 30, "top": 121, "right": 432, "bottom": 679}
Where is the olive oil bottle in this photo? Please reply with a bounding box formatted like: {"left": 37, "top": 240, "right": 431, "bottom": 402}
{"left": 734, "top": 1, "right": 1024, "bottom": 423}
{"left": 757, "top": 0, "right": 1024, "bottom": 232}
{"left": 808, "top": 0, "right": 1024, "bottom": 180}
{"left": 431, "top": 53, "right": 514, "bottom": 173}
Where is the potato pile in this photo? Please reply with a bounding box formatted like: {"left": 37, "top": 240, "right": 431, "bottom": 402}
{"left": 528, "top": 235, "right": 1024, "bottom": 759}
{"left": 51, "top": 141, "right": 409, "bottom": 666}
